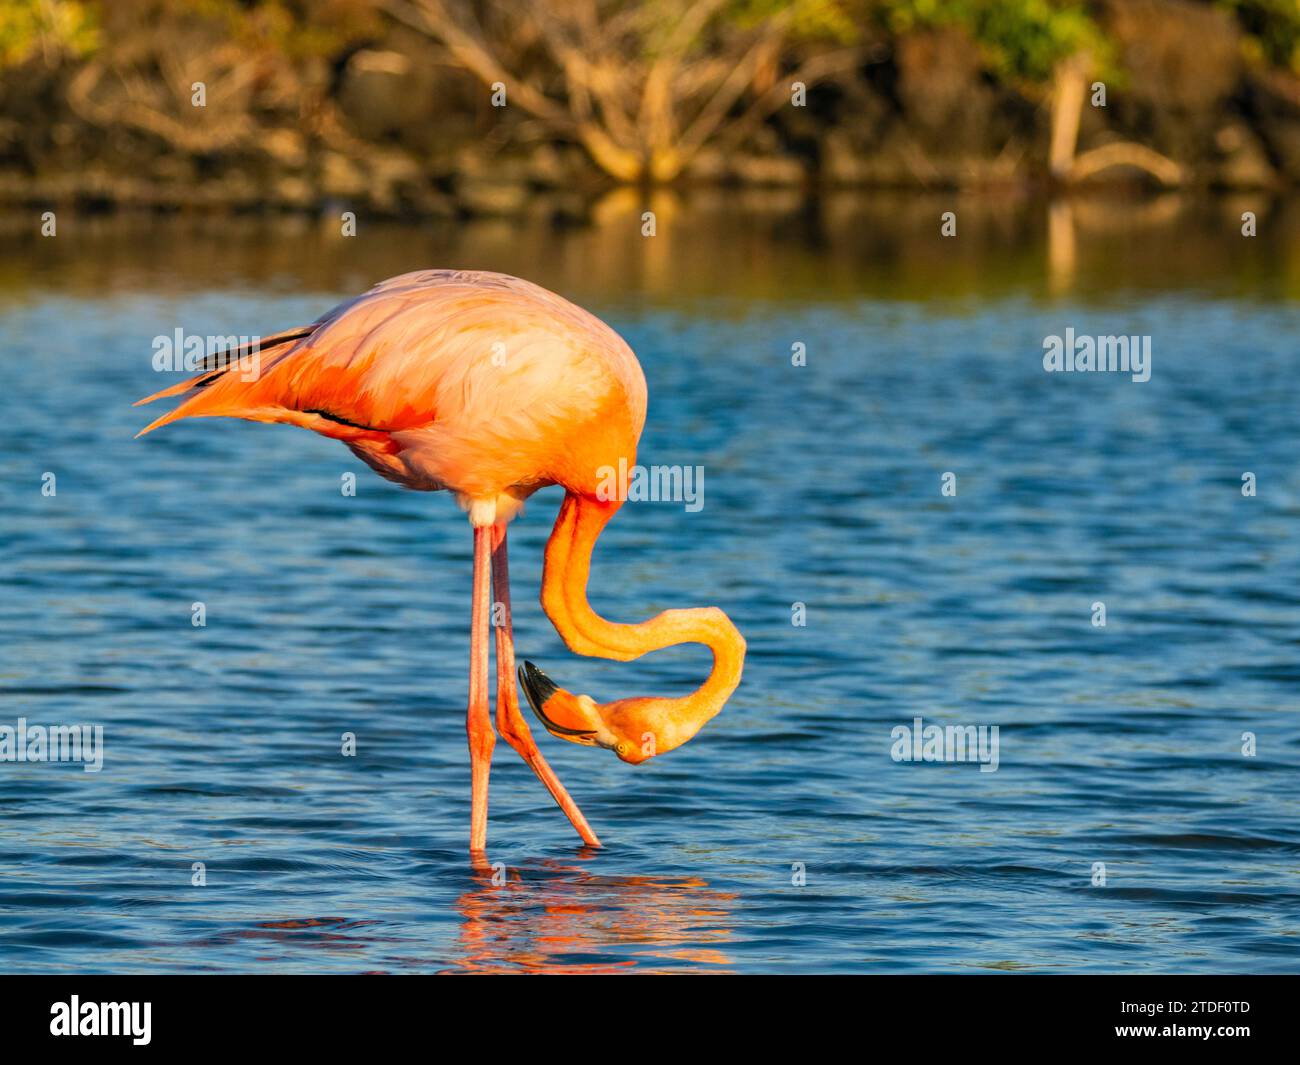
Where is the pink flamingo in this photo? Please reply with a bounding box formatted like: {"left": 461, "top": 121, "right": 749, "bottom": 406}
{"left": 136, "top": 270, "right": 745, "bottom": 851}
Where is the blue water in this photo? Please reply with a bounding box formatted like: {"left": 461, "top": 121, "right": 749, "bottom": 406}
{"left": 1, "top": 212, "right": 1298, "bottom": 973}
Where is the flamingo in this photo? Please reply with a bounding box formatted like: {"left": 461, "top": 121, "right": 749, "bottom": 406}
{"left": 135, "top": 270, "right": 745, "bottom": 851}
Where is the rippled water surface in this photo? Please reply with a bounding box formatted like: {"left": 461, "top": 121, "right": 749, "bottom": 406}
{"left": 2, "top": 200, "right": 1298, "bottom": 973}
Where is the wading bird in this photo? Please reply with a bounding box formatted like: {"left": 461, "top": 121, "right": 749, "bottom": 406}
{"left": 136, "top": 270, "right": 745, "bottom": 851}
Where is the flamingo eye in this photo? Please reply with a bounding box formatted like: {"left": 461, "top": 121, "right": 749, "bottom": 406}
{"left": 615, "top": 742, "right": 630, "bottom": 757}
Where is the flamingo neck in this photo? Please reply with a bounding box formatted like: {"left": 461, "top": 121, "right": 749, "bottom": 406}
{"left": 541, "top": 491, "right": 745, "bottom": 746}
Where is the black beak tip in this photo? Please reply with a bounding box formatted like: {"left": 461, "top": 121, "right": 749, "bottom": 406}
{"left": 518, "top": 660, "right": 595, "bottom": 739}
{"left": 520, "top": 660, "right": 558, "bottom": 705}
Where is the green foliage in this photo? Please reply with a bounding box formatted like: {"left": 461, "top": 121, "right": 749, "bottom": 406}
{"left": 874, "top": 0, "right": 1107, "bottom": 84}
{"left": 1221, "top": 0, "right": 1300, "bottom": 73}
{"left": 181, "top": 0, "right": 381, "bottom": 60}
{"left": 0, "top": 0, "right": 98, "bottom": 69}
{"left": 728, "top": 0, "right": 861, "bottom": 43}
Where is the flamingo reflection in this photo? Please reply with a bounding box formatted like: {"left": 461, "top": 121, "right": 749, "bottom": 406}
{"left": 449, "top": 855, "right": 736, "bottom": 974}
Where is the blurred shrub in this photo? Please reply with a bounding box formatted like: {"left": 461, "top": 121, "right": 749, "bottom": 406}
{"left": 0, "top": 0, "right": 98, "bottom": 69}
{"left": 730, "top": 0, "right": 861, "bottom": 42}
{"left": 873, "top": 0, "right": 1108, "bottom": 83}
{"left": 1221, "top": 0, "right": 1300, "bottom": 73}
{"left": 182, "top": 0, "right": 381, "bottom": 61}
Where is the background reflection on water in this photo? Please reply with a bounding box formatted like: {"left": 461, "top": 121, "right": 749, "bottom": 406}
{"left": 1, "top": 194, "right": 1298, "bottom": 973}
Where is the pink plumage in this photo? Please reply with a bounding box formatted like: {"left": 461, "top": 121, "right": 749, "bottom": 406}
{"left": 137, "top": 269, "right": 647, "bottom": 524}
{"left": 137, "top": 269, "right": 743, "bottom": 853}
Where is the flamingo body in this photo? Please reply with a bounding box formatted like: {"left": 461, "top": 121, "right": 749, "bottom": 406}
{"left": 137, "top": 269, "right": 743, "bottom": 852}
{"left": 139, "top": 270, "right": 647, "bottom": 525}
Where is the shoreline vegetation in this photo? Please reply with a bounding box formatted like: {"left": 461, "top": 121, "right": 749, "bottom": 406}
{"left": 5, "top": 1, "right": 1300, "bottom": 218}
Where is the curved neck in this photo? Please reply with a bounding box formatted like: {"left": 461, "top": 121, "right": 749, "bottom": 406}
{"left": 541, "top": 491, "right": 745, "bottom": 738}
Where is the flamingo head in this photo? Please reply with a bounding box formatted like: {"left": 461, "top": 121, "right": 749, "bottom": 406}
{"left": 518, "top": 661, "right": 664, "bottom": 765}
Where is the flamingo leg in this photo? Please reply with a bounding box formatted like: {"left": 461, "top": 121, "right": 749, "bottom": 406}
{"left": 490, "top": 523, "right": 601, "bottom": 847}
{"left": 468, "top": 524, "right": 496, "bottom": 853}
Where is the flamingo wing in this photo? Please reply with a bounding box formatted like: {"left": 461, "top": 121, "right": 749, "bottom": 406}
{"left": 135, "top": 270, "right": 631, "bottom": 439}
{"left": 135, "top": 270, "right": 646, "bottom": 503}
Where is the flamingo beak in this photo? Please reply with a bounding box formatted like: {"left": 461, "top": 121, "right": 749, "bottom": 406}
{"left": 518, "top": 661, "right": 600, "bottom": 746}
